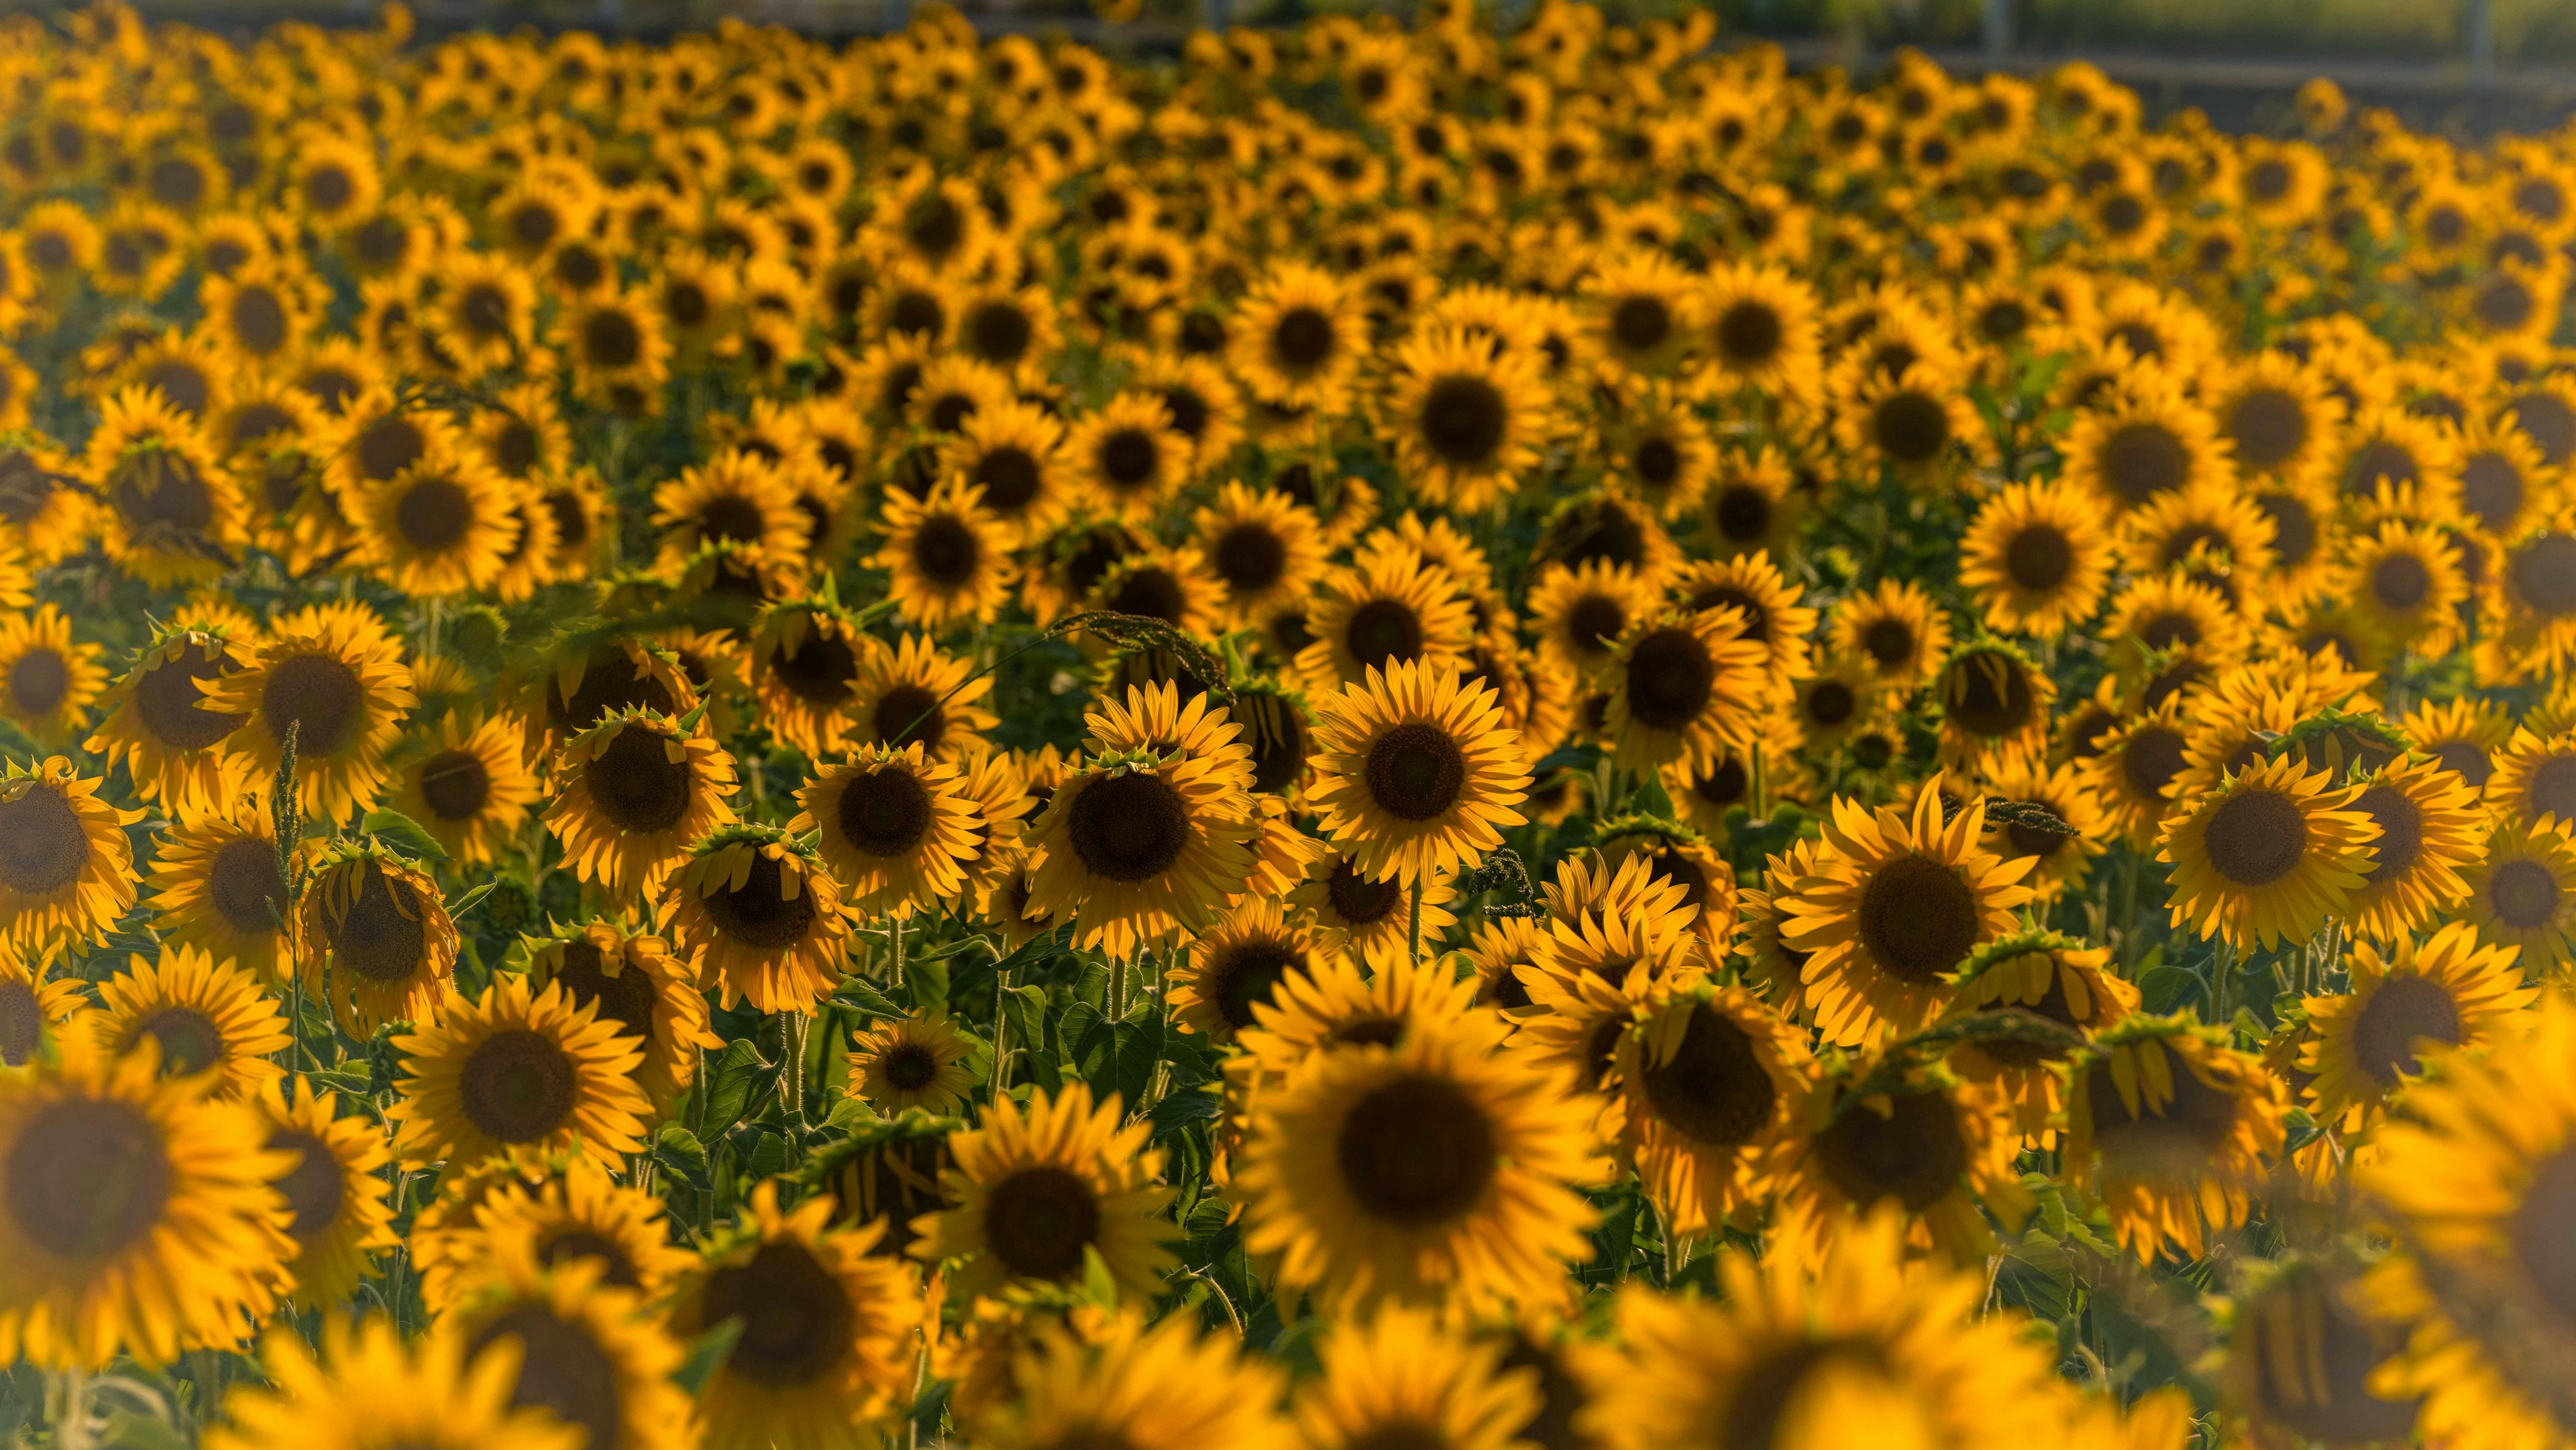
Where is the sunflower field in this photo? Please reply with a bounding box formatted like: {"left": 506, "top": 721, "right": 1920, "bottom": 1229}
{"left": 11, "top": 1, "right": 2576, "bottom": 1446}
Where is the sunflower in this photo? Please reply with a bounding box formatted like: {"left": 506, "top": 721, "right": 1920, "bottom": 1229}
{"left": 449, "top": 1249, "right": 697, "bottom": 1450}
{"left": 0, "top": 755, "right": 141, "bottom": 953}
{"left": 256, "top": 1078, "right": 398, "bottom": 1310}
{"left": 545, "top": 706, "right": 739, "bottom": 901}
{"left": 1066, "top": 390, "right": 1187, "bottom": 522}
{"left": 0, "top": 1031, "right": 292, "bottom": 1369}
{"left": 960, "top": 1309, "right": 1296, "bottom": 1450}
{"left": 910, "top": 1078, "right": 1174, "bottom": 1299}
{"left": 1834, "top": 358, "right": 1979, "bottom": 480}
{"left": 0, "top": 605, "right": 103, "bottom": 744}
{"left": 869, "top": 478, "right": 1011, "bottom": 631}
{"left": 743, "top": 598, "right": 875, "bottom": 757}
{"left": 2356, "top": 993, "right": 2576, "bottom": 1450}
{"left": 557, "top": 287, "right": 669, "bottom": 410}
{"left": 207, "top": 1318, "right": 580, "bottom": 1450}
{"left": 1297, "top": 549, "right": 1479, "bottom": 694}
{"left": 86, "top": 622, "right": 260, "bottom": 820}
{"left": 144, "top": 799, "right": 291, "bottom": 985}
{"left": 1778, "top": 785, "right": 2036, "bottom": 1048}
{"left": 1295, "top": 1307, "right": 1542, "bottom": 1450}
{"left": 2222, "top": 1260, "right": 2422, "bottom": 1450}
{"left": 203, "top": 600, "right": 416, "bottom": 826}
{"left": 793, "top": 742, "right": 982, "bottom": 919}
{"left": 430, "top": 251, "right": 537, "bottom": 377}
{"left": 2459, "top": 822, "right": 2576, "bottom": 972}
{"left": 2062, "top": 1018, "right": 2288, "bottom": 1262}
{"left": 1770, "top": 1051, "right": 2033, "bottom": 1269}
{"left": 388, "top": 711, "right": 539, "bottom": 869}
{"left": 426, "top": 1156, "right": 694, "bottom": 1316}
{"left": 1236, "top": 1011, "right": 1601, "bottom": 1314}
{"left": 294, "top": 840, "right": 460, "bottom": 1037}
{"left": 2159, "top": 755, "right": 2377, "bottom": 950}
{"left": 846, "top": 1011, "right": 978, "bottom": 1117}
{"left": 2332, "top": 752, "right": 2487, "bottom": 941}
{"left": 1232, "top": 261, "right": 1365, "bottom": 411}
{"left": 1025, "top": 741, "right": 1260, "bottom": 955}
{"left": 943, "top": 399, "right": 1071, "bottom": 544}
{"left": 2343, "top": 518, "right": 2469, "bottom": 653}
{"left": 651, "top": 450, "right": 810, "bottom": 572}
{"left": 353, "top": 447, "right": 523, "bottom": 597}
{"left": 89, "top": 942, "right": 286, "bottom": 1100}
{"left": 517, "top": 921, "right": 712, "bottom": 1119}
{"left": 1585, "top": 248, "right": 1700, "bottom": 378}
{"left": 1697, "top": 261, "right": 1823, "bottom": 406}
{"left": 0, "top": 434, "right": 93, "bottom": 567}
{"left": 1830, "top": 579, "right": 1952, "bottom": 697}
{"left": 388, "top": 976, "right": 651, "bottom": 1168}
{"left": 1951, "top": 479, "right": 2110, "bottom": 636}
{"left": 1163, "top": 895, "right": 1323, "bottom": 1042}
{"left": 0, "top": 954, "right": 79, "bottom": 1067}
{"left": 1309, "top": 659, "right": 1529, "bottom": 891}
{"left": 1387, "top": 327, "right": 1552, "bottom": 513}
{"left": 1940, "top": 931, "right": 2137, "bottom": 1137}
{"left": 1605, "top": 386, "right": 1719, "bottom": 522}
{"left": 667, "top": 1182, "right": 922, "bottom": 1450}
{"left": 1182, "top": 480, "right": 1326, "bottom": 631}
{"left": 661, "top": 825, "right": 853, "bottom": 1015}
{"left": 2300, "top": 921, "right": 2534, "bottom": 1129}
{"left": 83, "top": 384, "right": 242, "bottom": 588}
{"left": 1614, "top": 983, "right": 1812, "bottom": 1235}
{"left": 1291, "top": 848, "right": 1461, "bottom": 972}
{"left": 1580, "top": 1211, "right": 2078, "bottom": 1450}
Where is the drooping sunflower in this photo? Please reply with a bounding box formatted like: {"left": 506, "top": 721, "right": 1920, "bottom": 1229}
{"left": 2159, "top": 754, "right": 2377, "bottom": 951}
{"left": 0, "top": 605, "right": 103, "bottom": 744}
{"left": 668, "top": 1182, "right": 922, "bottom": 1450}
{"left": 84, "top": 622, "right": 257, "bottom": 820}
{"left": 1939, "top": 930, "right": 2138, "bottom": 1138}
{"left": 1236, "top": 1011, "right": 1603, "bottom": 1314}
{"left": 293, "top": 840, "right": 460, "bottom": 1037}
{"left": 203, "top": 600, "right": 416, "bottom": 826}
{"left": 1778, "top": 786, "right": 2036, "bottom": 1048}
{"left": 545, "top": 706, "right": 739, "bottom": 902}
{"left": 1579, "top": 1211, "right": 2077, "bottom": 1450}
{"left": 0, "top": 755, "right": 141, "bottom": 952}
{"left": 206, "top": 1319, "right": 580, "bottom": 1450}
{"left": 912, "top": 1079, "right": 1175, "bottom": 1298}
{"left": 2220, "top": 1258, "right": 2422, "bottom": 1450}
{"left": 1309, "top": 659, "right": 1530, "bottom": 889}
{"left": 0, "top": 1031, "right": 293, "bottom": 1369}
{"left": 869, "top": 478, "right": 1012, "bottom": 631}
{"left": 1614, "top": 983, "right": 1813, "bottom": 1235}
{"left": 256, "top": 1078, "right": 398, "bottom": 1310}
{"left": 388, "top": 711, "right": 539, "bottom": 869}
{"left": 89, "top": 942, "right": 287, "bottom": 1100}
{"left": 449, "top": 1250, "right": 698, "bottom": 1450}
{"left": 661, "top": 825, "right": 853, "bottom": 1015}
{"left": 2063, "top": 1017, "right": 2289, "bottom": 1263}
{"left": 2342, "top": 752, "right": 2489, "bottom": 940}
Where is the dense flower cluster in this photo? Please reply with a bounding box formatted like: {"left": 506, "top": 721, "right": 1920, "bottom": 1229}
{"left": 5, "top": 1, "right": 2576, "bottom": 1447}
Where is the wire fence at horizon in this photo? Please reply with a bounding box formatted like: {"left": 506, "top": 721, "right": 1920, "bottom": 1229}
{"left": 2, "top": 3, "right": 2576, "bottom": 1449}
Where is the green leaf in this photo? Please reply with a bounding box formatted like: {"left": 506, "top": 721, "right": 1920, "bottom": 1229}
{"left": 1005, "top": 985, "right": 1059, "bottom": 1091}
{"left": 673, "top": 1316, "right": 744, "bottom": 1394}
{"left": 446, "top": 881, "right": 498, "bottom": 918}
{"left": 96, "top": 1408, "right": 190, "bottom": 1450}
{"left": 1149, "top": 1085, "right": 1220, "bottom": 1137}
{"left": 1995, "top": 1229, "right": 2077, "bottom": 1323}
{"left": 1063, "top": 1001, "right": 1111, "bottom": 1089}
{"left": 2138, "top": 964, "right": 2206, "bottom": 1017}
{"left": 1111, "top": 1012, "right": 1163, "bottom": 1113}
{"left": 653, "top": 1124, "right": 711, "bottom": 1192}
{"left": 835, "top": 978, "right": 906, "bottom": 1019}
{"left": 1078, "top": 1243, "right": 1120, "bottom": 1309}
{"left": 360, "top": 808, "right": 449, "bottom": 865}
{"left": 702, "top": 1040, "right": 769, "bottom": 1139}
{"left": 304, "top": 1064, "right": 374, "bottom": 1099}
{"left": 1627, "top": 772, "right": 1675, "bottom": 820}
{"left": 908, "top": 951, "right": 949, "bottom": 1015}
{"left": 746, "top": 1129, "right": 790, "bottom": 1181}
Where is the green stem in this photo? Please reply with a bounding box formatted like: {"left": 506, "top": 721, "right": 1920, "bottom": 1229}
{"left": 782, "top": 1011, "right": 809, "bottom": 1125}
{"left": 1409, "top": 876, "right": 1424, "bottom": 966}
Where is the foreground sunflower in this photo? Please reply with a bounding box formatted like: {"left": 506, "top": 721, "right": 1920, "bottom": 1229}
{"left": 1024, "top": 746, "right": 1260, "bottom": 955}
{"left": 913, "top": 1080, "right": 1174, "bottom": 1298}
{"left": 2159, "top": 754, "right": 2378, "bottom": 950}
{"left": 389, "top": 977, "right": 653, "bottom": 1167}
{"left": 2302, "top": 923, "right": 2535, "bottom": 1126}
{"left": 0, "top": 755, "right": 142, "bottom": 951}
{"left": 1236, "top": 1012, "right": 1602, "bottom": 1313}
{"left": 1309, "top": 659, "right": 1530, "bottom": 889}
{"left": 207, "top": 1319, "right": 580, "bottom": 1450}
{"left": 1615, "top": 983, "right": 1813, "bottom": 1235}
{"left": 1296, "top": 1306, "right": 1540, "bottom": 1450}
{"left": 0, "top": 1032, "right": 292, "bottom": 1368}
{"left": 448, "top": 1252, "right": 697, "bottom": 1450}
{"left": 668, "top": 1183, "right": 920, "bottom": 1450}
{"left": 959, "top": 1309, "right": 1297, "bottom": 1450}
{"left": 2063, "top": 1017, "right": 2289, "bottom": 1262}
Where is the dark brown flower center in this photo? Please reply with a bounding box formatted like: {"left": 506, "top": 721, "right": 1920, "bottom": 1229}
{"left": 1419, "top": 376, "right": 1507, "bottom": 466}
{"left": 268, "top": 1128, "right": 344, "bottom": 1239}
{"left": 6, "top": 648, "right": 66, "bottom": 718}
{"left": 418, "top": 748, "right": 491, "bottom": 821}
{"left": 1642, "top": 1004, "right": 1776, "bottom": 1148}
{"left": 1870, "top": 392, "right": 1950, "bottom": 463}
{"left": 2489, "top": 858, "right": 2562, "bottom": 930}
{"left": 838, "top": 766, "right": 934, "bottom": 858}
{"left": 1610, "top": 296, "right": 1671, "bottom": 354}
{"left": 1715, "top": 300, "right": 1782, "bottom": 366}
{"left": 1208, "top": 935, "right": 1302, "bottom": 1030}
{"left": 262, "top": 651, "right": 364, "bottom": 757}
{"left": 1344, "top": 598, "right": 1426, "bottom": 673}
{"left": 2351, "top": 972, "right": 2463, "bottom": 1086}
{"left": 133, "top": 1007, "right": 222, "bottom": 1076}
{"left": 327, "top": 860, "right": 430, "bottom": 983}
{"left": 6, "top": 1098, "right": 171, "bottom": 1258}
{"left": 1857, "top": 853, "right": 1981, "bottom": 985}
{"left": 2006, "top": 525, "right": 2073, "bottom": 592}
{"left": 0, "top": 979, "right": 39, "bottom": 1066}
{"left": 588, "top": 724, "right": 694, "bottom": 834}
{"left": 1065, "top": 769, "right": 1190, "bottom": 883}
{"left": 2102, "top": 422, "right": 2188, "bottom": 502}
{"left": 551, "top": 941, "right": 659, "bottom": 1047}
{"left": 985, "top": 1165, "right": 1102, "bottom": 1280}
{"left": 467, "top": 1304, "right": 627, "bottom": 1450}
{"left": 1625, "top": 628, "right": 1715, "bottom": 730}
{"left": 1336, "top": 1072, "right": 1496, "bottom": 1226}
{"left": 771, "top": 626, "right": 858, "bottom": 707}
{"left": 1271, "top": 307, "right": 1337, "bottom": 370}
{"left": 701, "top": 1240, "right": 857, "bottom": 1386}
{"left": 910, "top": 514, "right": 981, "bottom": 588}
{"left": 2119, "top": 726, "right": 2188, "bottom": 801}
{"left": 1814, "top": 1089, "right": 1967, "bottom": 1211}
{"left": 1366, "top": 722, "right": 1468, "bottom": 822}
{"left": 0, "top": 785, "right": 87, "bottom": 896}
{"left": 461, "top": 1027, "right": 579, "bottom": 1144}
{"left": 2202, "top": 788, "right": 2308, "bottom": 887}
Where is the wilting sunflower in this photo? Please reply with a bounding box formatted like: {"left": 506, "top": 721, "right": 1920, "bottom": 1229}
{"left": 1309, "top": 659, "right": 1529, "bottom": 889}
{"left": 89, "top": 943, "right": 287, "bottom": 1099}
{"left": 0, "top": 605, "right": 102, "bottom": 744}
{"left": 1026, "top": 745, "right": 1260, "bottom": 955}
{"left": 84, "top": 622, "right": 256, "bottom": 820}
{"left": 389, "top": 711, "right": 539, "bottom": 869}
{"left": 449, "top": 1249, "right": 697, "bottom": 1450}
{"left": 794, "top": 743, "right": 982, "bottom": 921}
{"left": 1236, "top": 1012, "right": 1602, "bottom": 1313}
{"left": 959, "top": 1309, "right": 1296, "bottom": 1450}
{"left": 207, "top": 1319, "right": 580, "bottom": 1450}
{"left": 0, "top": 1031, "right": 292, "bottom": 1369}
{"left": 1232, "top": 262, "right": 1365, "bottom": 411}
{"left": 1581, "top": 1211, "right": 2076, "bottom": 1450}
{"left": 82, "top": 385, "right": 242, "bottom": 588}
{"left": 1386, "top": 327, "right": 1552, "bottom": 512}
{"left": 674, "top": 1182, "right": 926, "bottom": 1450}
{"left": 353, "top": 447, "right": 523, "bottom": 597}
{"left": 847, "top": 1011, "right": 979, "bottom": 1117}
{"left": 1960, "top": 480, "right": 2116, "bottom": 638}
{"left": 2460, "top": 822, "right": 2576, "bottom": 972}
{"left": 294, "top": 840, "right": 460, "bottom": 1036}
{"left": 203, "top": 600, "right": 416, "bottom": 826}
{"left": 1614, "top": 983, "right": 1812, "bottom": 1235}
{"left": 256, "top": 1078, "right": 398, "bottom": 1309}
{"left": 2357, "top": 994, "right": 2576, "bottom": 1450}
{"left": 0, "top": 755, "right": 141, "bottom": 951}
{"left": 661, "top": 825, "right": 852, "bottom": 1015}
{"left": 521, "top": 920, "right": 717, "bottom": 1120}
{"left": 914, "top": 1078, "right": 1175, "bottom": 1300}
{"left": 389, "top": 976, "right": 651, "bottom": 1168}
{"left": 546, "top": 706, "right": 739, "bottom": 902}
{"left": 2159, "top": 754, "right": 2377, "bottom": 950}
{"left": 1940, "top": 930, "right": 2137, "bottom": 1137}
{"left": 2342, "top": 752, "right": 2488, "bottom": 940}
{"left": 1167, "top": 895, "right": 1326, "bottom": 1042}
{"left": 2300, "top": 922, "right": 2535, "bottom": 1125}
{"left": 2063, "top": 1018, "right": 2288, "bottom": 1262}
{"left": 870, "top": 478, "right": 1011, "bottom": 631}
{"left": 1778, "top": 786, "right": 2036, "bottom": 1048}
